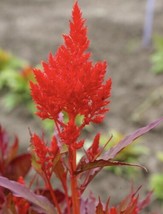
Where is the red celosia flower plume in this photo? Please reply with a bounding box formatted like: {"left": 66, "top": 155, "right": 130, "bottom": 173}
{"left": 30, "top": 2, "right": 111, "bottom": 127}
{"left": 31, "top": 134, "right": 59, "bottom": 178}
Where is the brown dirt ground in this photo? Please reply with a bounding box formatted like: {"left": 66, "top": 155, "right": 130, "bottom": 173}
{"left": 0, "top": 0, "right": 163, "bottom": 213}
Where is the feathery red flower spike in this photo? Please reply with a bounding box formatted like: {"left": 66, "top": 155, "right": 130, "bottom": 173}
{"left": 30, "top": 2, "right": 111, "bottom": 148}
{"left": 31, "top": 2, "right": 111, "bottom": 124}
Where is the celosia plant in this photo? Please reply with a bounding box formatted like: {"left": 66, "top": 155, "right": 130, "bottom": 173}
{"left": 0, "top": 2, "right": 163, "bottom": 214}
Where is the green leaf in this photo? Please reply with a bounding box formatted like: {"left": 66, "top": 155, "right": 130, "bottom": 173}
{"left": 156, "top": 152, "right": 163, "bottom": 162}
{"left": 150, "top": 174, "right": 163, "bottom": 200}
{"left": 151, "top": 35, "right": 163, "bottom": 74}
{"left": 2, "top": 93, "right": 21, "bottom": 111}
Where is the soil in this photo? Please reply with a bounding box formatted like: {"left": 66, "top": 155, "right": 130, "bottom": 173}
{"left": 0, "top": 0, "right": 163, "bottom": 213}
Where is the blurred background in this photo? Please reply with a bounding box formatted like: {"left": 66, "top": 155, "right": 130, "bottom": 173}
{"left": 0, "top": 0, "right": 163, "bottom": 212}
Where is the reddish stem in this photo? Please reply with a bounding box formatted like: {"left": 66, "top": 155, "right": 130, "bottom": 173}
{"left": 45, "top": 174, "right": 62, "bottom": 214}
{"left": 59, "top": 174, "right": 71, "bottom": 214}
{"left": 69, "top": 147, "right": 80, "bottom": 214}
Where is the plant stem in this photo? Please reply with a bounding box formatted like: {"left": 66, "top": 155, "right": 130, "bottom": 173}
{"left": 61, "top": 179, "right": 71, "bottom": 214}
{"left": 69, "top": 147, "right": 80, "bottom": 214}
{"left": 45, "top": 174, "right": 62, "bottom": 214}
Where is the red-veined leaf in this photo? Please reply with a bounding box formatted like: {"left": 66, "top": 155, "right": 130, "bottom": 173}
{"left": 79, "top": 119, "right": 163, "bottom": 194}
{"left": 35, "top": 188, "right": 65, "bottom": 204}
{"left": 80, "top": 167, "right": 101, "bottom": 194}
{"left": 137, "top": 191, "right": 152, "bottom": 211}
{"left": 0, "top": 176, "right": 55, "bottom": 214}
{"left": 5, "top": 154, "right": 31, "bottom": 180}
{"left": 96, "top": 198, "right": 104, "bottom": 214}
{"left": 80, "top": 193, "right": 97, "bottom": 214}
{"left": 6, "top": 136, "right": 19, "bottom": 164}
{"left": 103, "top": 117, "right": 163, "bottom": 160}
{"left": 76, "top": 159, "right": 147, "bottom": 175}
{"left": 105, "top": 198, "right": 110, "bottom": 214}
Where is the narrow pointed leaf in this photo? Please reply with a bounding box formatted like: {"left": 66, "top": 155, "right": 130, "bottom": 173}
{"left": 80, "top": 167, "right": 101, "bottom": 194}
{"left": 138, "top": 191, "right": 152, "bottom": 210}
{"left": 6, "top": 136, "right": 19, "bottom": 164}
{"left": 103, "top": 117, "right": 163, "bottom": 160}
{"left": 76, "top": 159, "right": 146, "bottom": 175}
{"left": 80, "top": 193, "right": 97, "bottom": 214}
{"left": 96, "top": 198, "right": 104, "bottom": 214}
{"left": 0, "top": 176, "right": 55, "bottom": 214}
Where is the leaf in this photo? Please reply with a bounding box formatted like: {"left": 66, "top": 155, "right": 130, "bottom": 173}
{"left": 79, "top": 118, "right": 163, "bottom": 194}
{"left": 154, "top": 35, "right": 163, "bottom": 51}
{"left": 138, "top": 191, "right": 152, "bottom": 211}
{"left": 5, "top": 154, "right": 31, "bottom": 180}
{"left": 76, "top": 159, "right": 146, "bottom": 175}
{"left": 6, "top": 137, "right": 19, "bottom": 164}
{"left": 80, "top": 193, "right": 97, "bottom": 214}
{"left": 53, "top": 158, "right": 67, "bottom": 188}
{"left": 79, "top": 167, "right": 101, "bottom": 194}
{"left": 150, "top": 174, "right": 163, "bottom": 200}
{"left": 35, "top": 188, "right": 65, "bottom": 204}
{"left": 103, "top": 117, "right": 163, "bottom": 160}
{"left": 31, "top": 152, "right": 42, "bottom": 174}
{"left": 2, "top": 93, "right": 21, "bottom": 111}
{"left": 0, "top": 176, "right": 55, "bottom": 214}
{"left": 96, "top": 198, "right": 104, "bottom": 214}
{"left": 104, "top": 198, "right": 110, "bottom": 214}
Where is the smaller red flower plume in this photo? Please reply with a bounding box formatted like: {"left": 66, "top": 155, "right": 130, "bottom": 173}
{"left": 31, "top": 134, "right": 59, "bottom": 178}
{"left": 87, "top": 133, "right": 101, "bottom": 161}
{"left": 30, "top": 2, "right": 111, "bottom": 126}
